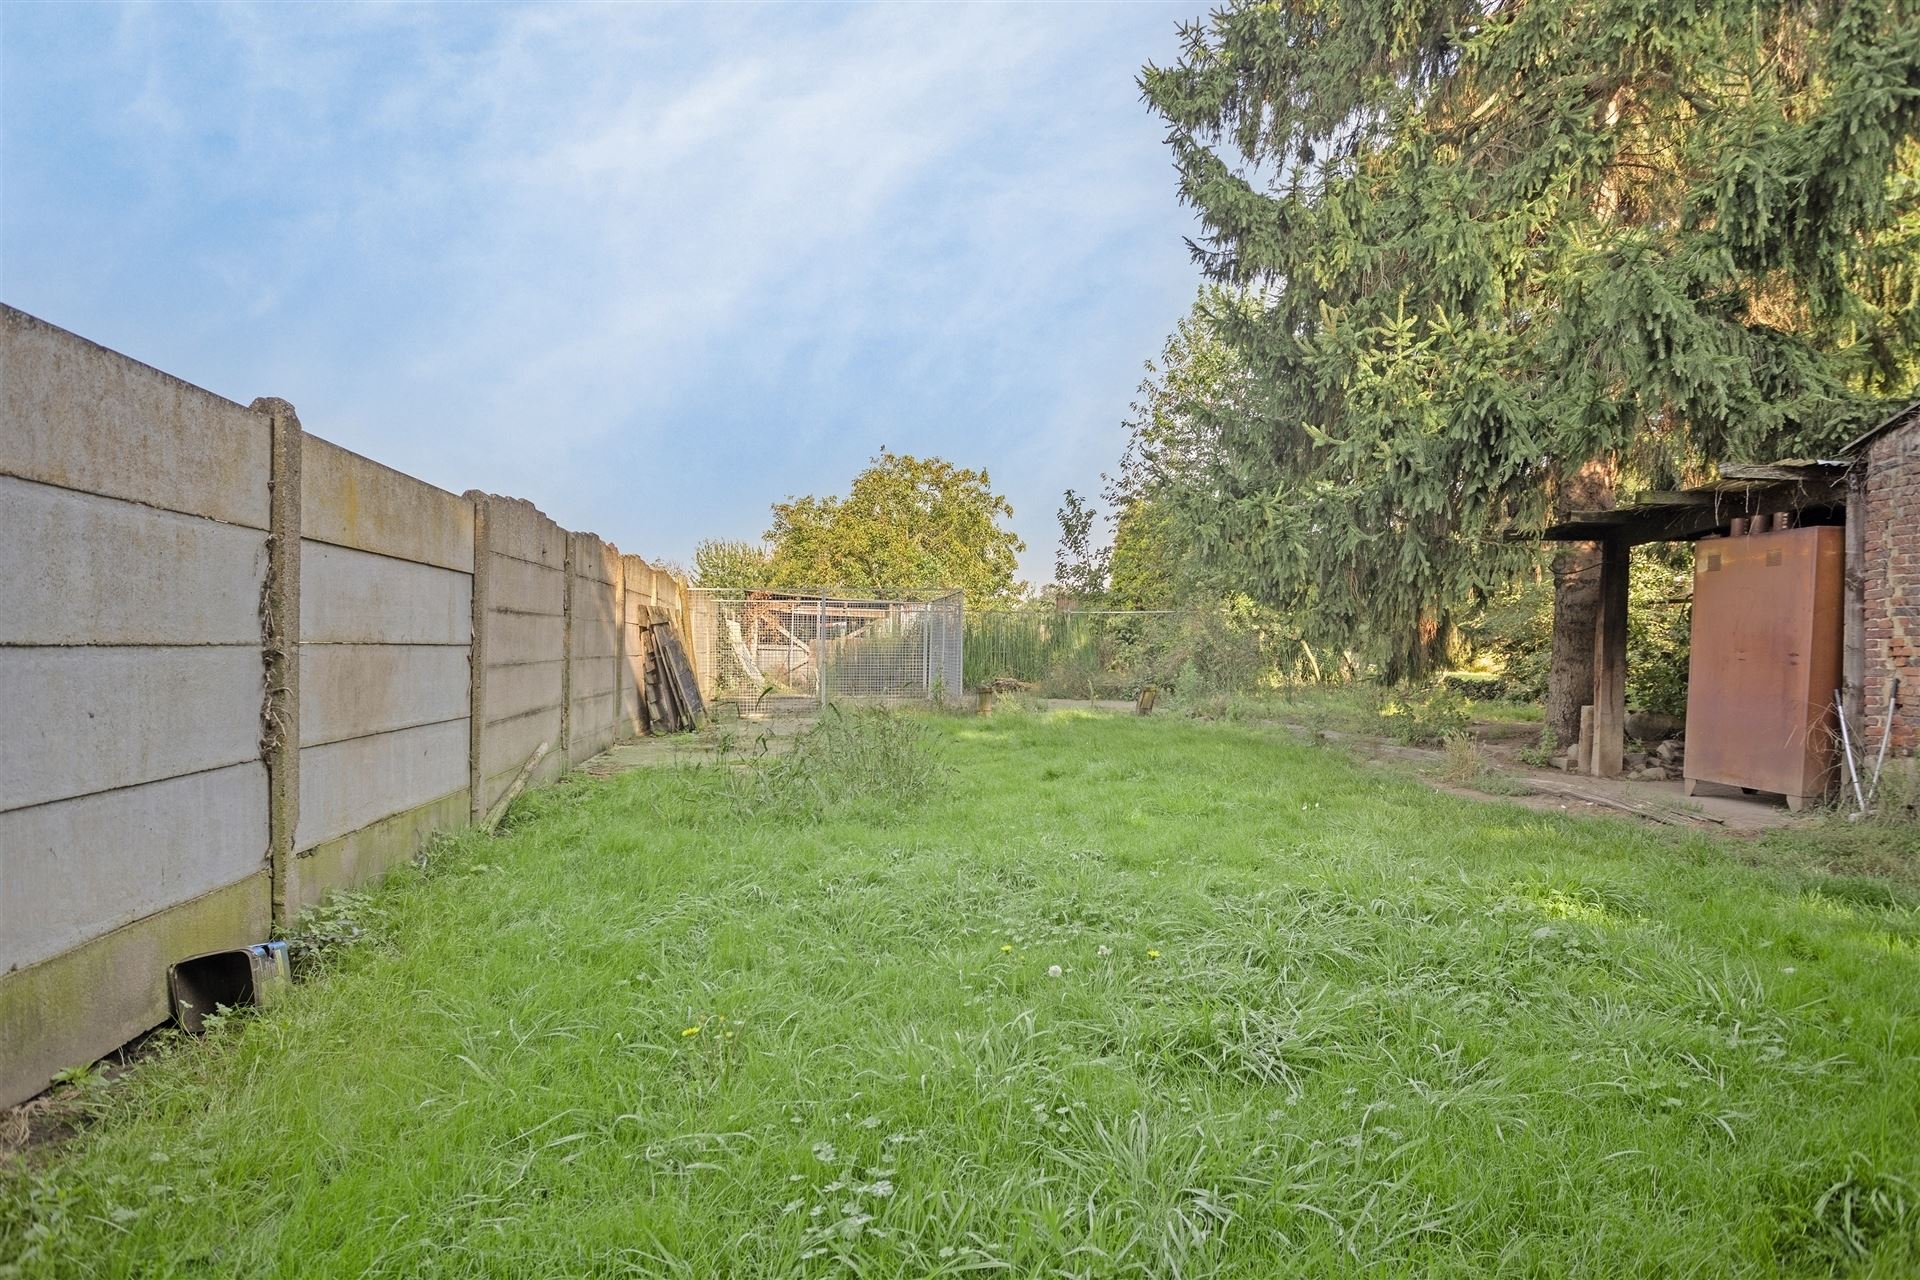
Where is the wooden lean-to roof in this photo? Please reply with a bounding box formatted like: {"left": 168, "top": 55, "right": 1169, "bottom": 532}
{"left": 1532, "top": 461, "right": 1850, "bottom": 545}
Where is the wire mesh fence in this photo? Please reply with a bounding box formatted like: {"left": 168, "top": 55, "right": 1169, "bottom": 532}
{"left": 690, "top": 590, "right": 964, "bottom": 711}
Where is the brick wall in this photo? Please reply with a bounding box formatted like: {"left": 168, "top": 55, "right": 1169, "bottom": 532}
{"left": 1861, "top": 413, "right": 1919, "bottom": 757}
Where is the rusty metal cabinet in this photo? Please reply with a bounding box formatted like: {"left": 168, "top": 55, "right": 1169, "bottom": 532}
{"left": 1683, "top": 525, "right": 1844, "bottom": 810}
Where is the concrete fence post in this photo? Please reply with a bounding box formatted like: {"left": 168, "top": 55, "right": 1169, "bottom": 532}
{"left": 560, "top": 533, "right": 575, "bottom": 767}
{"left": 614, "top": 553, "right": 627, "bottom": 740}
{"left": 251, "top": 396, "right": 303, "bottom": 929}
{"left": 466, "top": 491, "right": 491, "bottom": 825}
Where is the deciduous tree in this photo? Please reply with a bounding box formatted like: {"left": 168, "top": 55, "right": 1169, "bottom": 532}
{"left": 1052, "top": 489, "right": 1109, "bottom": 602}
{"left": 764, "top": 450, "right": 1024, "bottom": 601}
{"left": 691, "top": 539, "right": 773, "bottom": 590}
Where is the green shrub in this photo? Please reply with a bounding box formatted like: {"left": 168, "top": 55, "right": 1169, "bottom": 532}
{"left": 1376, "top": 686, "right": 1473, "bottom": 746}
{"left": 1439, "top": 670, "right": 1509, "bottom": 701}
{"left": 1517, "top": 728, "right": 1561, "bottom": 769}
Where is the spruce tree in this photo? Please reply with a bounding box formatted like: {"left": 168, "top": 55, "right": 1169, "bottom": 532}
{"left": 1142, "top": 0, "right": 1919, "bottom": 736}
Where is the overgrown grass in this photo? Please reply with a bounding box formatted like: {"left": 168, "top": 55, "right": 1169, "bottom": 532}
{"left": 1173, "top": 683, "right": 1539, "bottom": 745}
{"left": 698, "top": 704, "right": 945, "bottom": 824}
{"left": 5, "top": 712, "right": 1918, "bottom": 1277}
{"left": 1751, "top": 762, "right": 1920, "bottom": 892}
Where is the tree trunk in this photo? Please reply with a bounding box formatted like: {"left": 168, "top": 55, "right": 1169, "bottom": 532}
{"left": 1545, "top": 459, "right": 1616, "bottom": 750}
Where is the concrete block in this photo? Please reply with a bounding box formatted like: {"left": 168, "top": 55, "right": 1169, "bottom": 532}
{"left": 479, "top": 705, "right": 563, "bottom": 786}
{"left": 572, "top": 573, "right": 618, "bottom": 616}
{"left": 0, "top": 646, "right": 261, "bottom": 812}
{"left": 571, "top": 659, "right": 618, "bottom": 698}
{"left": 0, "top": 477, "right": 268, "bottom": 646}
{"left": 294, "top": 719, "right": 470, "bottom": 852}
{"left": 0, "top": 761, "right": 268, "bottom": 973}
{"left": 289, "top": 788, "right": 468, "bottom": 912}
{"left": 300, "top": 644, "right": 471, "bottom": 747}
{"left": 0, "top": 871, "right": 268, "bottom": 1107}
{"left": 620, "top": 555, "right": 653, "bottom": 613}
{"left": 302, "top": 435, "right": 474, "bottom": 573}
{"left": 301, "top": 541, "right": 471, "bottom": 645}
{"left": 479, "top": 749, "right": 564, "bottom": 814}
{"left": 1, "top": 306, "right": 271, "bottom": 528}
{"left": 571, "top": 609, "right": 621, "bottom": 660}
{"left": 481, "top": 658, "right": 564, "bottom": 724}
{"left": 621, "top": 631, "right": 646, "bottom": 725}
{"left": 621, "top": 677, "right": 642, "bottom": 735}
{"left": 475, "top": 494, "right": 564, "bottom": 567}
{"left": 483, "top": 553, "right": 564, "bottom": 617}
{"left": 479, "top": 746, "right": 567, "bottom": 817}
{"left": 483, "top": 610, "right": 565, "bottom": 666}
{"left": 570, "top": 724, "right": 617, "bottom": 765}
{"left": 568, "top": 532, "right": 617, "bottom": 584}
{"left": 572, "top": 687, "right": 619, "bottom": 724}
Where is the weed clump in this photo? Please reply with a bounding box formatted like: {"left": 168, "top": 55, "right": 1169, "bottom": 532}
{"left": 1375, "top": 686, "right": 1473, "bottom": 746}
{"left": 711, "top": 706, "right": 943, "bottom": 823}
{"left": 1755, "top": 760, "right": 1920, "bottom": 889}
{"left": 281, "top": 891, "right": 387, "bottom": 979}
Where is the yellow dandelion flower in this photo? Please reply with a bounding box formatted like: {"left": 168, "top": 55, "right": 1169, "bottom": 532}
{"left": 681, "top": 1026, "right": 701, "bottom": 1037}
{"left": 1000, "top": 945, "right": 1013, "bottom": 953}
{"left": 1146, "top": 949, "right": 1162, "bottom": 959}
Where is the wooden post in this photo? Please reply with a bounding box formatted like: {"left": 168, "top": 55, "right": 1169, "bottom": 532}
{"left": 1590, "top": 535, "right": 1629, "bottom": 778}
{"left": 1578, "top": 704, "right": 1596, "bottom": 775}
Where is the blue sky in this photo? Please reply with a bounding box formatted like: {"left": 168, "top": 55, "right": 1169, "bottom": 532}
{"left": 1, "top": 3, "right": 1203, "bottom": 584}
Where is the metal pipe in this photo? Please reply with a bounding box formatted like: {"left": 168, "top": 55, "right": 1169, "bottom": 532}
{"left": 1866, "top": 676, "right": 1901, "bottom": 807}
{"left": 1835, "top": 691, "right": 1866, "bottom": 812}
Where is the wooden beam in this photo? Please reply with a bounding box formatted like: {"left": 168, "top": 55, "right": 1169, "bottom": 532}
{"left": 1718, "top": 462, "right": 1845, "bottom": 482}
{"left": 483, "top": 741, "right": 550, "bottom": 834}
{"left": 1590, "top": 536, "right": 1629, "bottom": 778}
{"left": 1633, "top": 491, "right": 1718, "bottom": 506}
{"left": 1523, "top": 778, "right": 1717, "bottom": 826}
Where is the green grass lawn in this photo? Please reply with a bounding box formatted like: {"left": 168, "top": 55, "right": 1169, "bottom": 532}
{"left": 5, "top": 711, "right": 1918, "bottom": 1277}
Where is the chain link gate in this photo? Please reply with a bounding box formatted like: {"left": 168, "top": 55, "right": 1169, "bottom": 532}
{"left": 690, "top": 590, "right": 963, "bottom": 712}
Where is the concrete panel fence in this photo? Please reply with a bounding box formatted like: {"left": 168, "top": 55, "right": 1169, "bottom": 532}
{"left": 1, "top": 305, "right": 692, "bottom": 1105}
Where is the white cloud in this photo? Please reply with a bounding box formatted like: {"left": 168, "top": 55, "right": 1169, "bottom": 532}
{"left": 5, "top": 2, "right": 1201, "bottom": 582}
